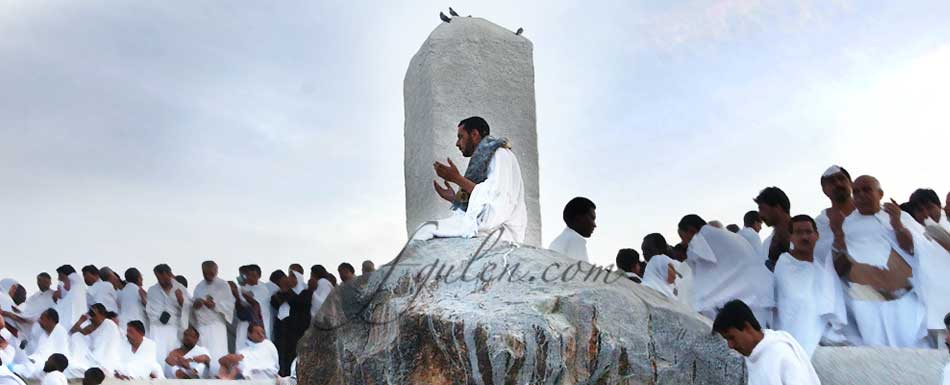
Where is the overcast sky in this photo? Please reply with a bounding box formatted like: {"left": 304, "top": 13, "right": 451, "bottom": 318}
{"left": 2, "top": 1, "right": 949, "bottom": 290}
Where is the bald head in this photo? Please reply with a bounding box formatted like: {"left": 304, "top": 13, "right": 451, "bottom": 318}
{"left": 853, "top": 175, "right": 883, "bottom": 215}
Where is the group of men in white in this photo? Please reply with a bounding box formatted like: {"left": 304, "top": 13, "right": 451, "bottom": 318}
{"left": 0, "top": 259, "right": 364, "bottom": 384}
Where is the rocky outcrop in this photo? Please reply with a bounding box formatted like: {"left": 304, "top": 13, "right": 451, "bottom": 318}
{"left": 297, "top": 238, "right": 745, "bottom": 384}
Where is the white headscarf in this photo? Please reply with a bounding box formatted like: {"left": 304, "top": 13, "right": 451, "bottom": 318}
{"left": 641, "top": 254, "right": 677, "bottom": 299}
{"left": 0, "top": 279, "right": 19, "bottom": 298}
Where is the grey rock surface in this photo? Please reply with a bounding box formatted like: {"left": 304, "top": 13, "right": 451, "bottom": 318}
{"left": 297, "top": 238, "right": 746, "bottom": 385}
{"left": 813, "top": 345, "right": 947, "bottom": 385}
{"left": 403, "top": 18, "right": 542, "bottom": 247}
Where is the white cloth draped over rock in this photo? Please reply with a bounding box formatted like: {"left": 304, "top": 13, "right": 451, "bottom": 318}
{"left": 116, "top": 337, "right": 165, "bottom": 379}
{"left": 745, "top": 329, "right": 821, "bottom": 385}
{"left": 235, "top": 340, "right": 280, "bottom": 380}
{"left": 411, "top": 148, "right": 528, "bottom": 244}
{"left": 687, "top": 225, "right": 775, "bottom": 325}
{"left": 641, "top": 254, "right": 677, "bottom": 299}
{"left": 86, "top": 281, "right": 117, "bottom": 313}
{"left": 117, "top": 283, "right": 147, "bottom": 336}
{"left": 146, "top": 281, "right": 188, "bottom": 362}
{"left": 11, "top": 324, "right": 69, "bottom": 380}
{"left": 192, "top": 278, "right": 234, "bottom": 364}
{"left": 548, "top": 227, "right": 589, "bottom": 262}
{"left": 773, "top": 252, "right": 847, "bottom": 356}
{"left": 841, "top": 210, "right": 927, "bottom": 348}
{"left": 310, "top": 278, "right": 333, "bottom": 319}
{"left": 65, "top": 320, "right": 122, "bottom": 379}
{"left": 54, "top": 273, "right": 87, "bottom": 330}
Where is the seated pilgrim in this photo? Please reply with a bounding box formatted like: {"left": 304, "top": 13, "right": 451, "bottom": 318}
{"left": 549, "top": 197, "right": 596, "bottom": 262}
{"left": 217, "top": 324, "right": 279, "bottom": 380}
{"left": 829, "top": 175, "right": 927, "bottom": 348}
{"left": 714, "top": 300, "right": 821, "bottom": 385}
{"left": 11, "top": 309, "right": 70, "bottom": 380}
{"left": 640, "top": 233, "right": 680, "bottom": 301}
{"left": 64, "top": 304, "right": 121, "bottom": 379}
{"left": 114, "top": 321, "right": 164, "bottom": 379}
{"left": 164, "top": 326, "right": 211, "bottom": 379}
{"left": 413, "top": 116, "right": 528, "bottom": 243}
{"left": 39, "top": 353, "right": 68, "bottom": 385}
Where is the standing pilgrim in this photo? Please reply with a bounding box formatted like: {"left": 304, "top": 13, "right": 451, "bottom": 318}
{"left": 773, "top": 215, "right": 847, "bottom": 355}
{"left": 270, "top": 273, "right": 315, "bottom": 376}
{"left": 337, "top": 263, "right": 356, "bottom": 283}
{"left": 309, "top": 265, "right": 335, "bottom": 319}
{"left": 53, "top": 266, "right": 86, "bottom": 330}
{"left": 38, "top": 353, "right": 68, "bottom": 385}
{"left": 677, "top": 214, "right": 775, "bottom": 327}
{"left": 116, "top": 268, "right": 147, "bottom": 339}
{"left": 235, "top": 265, "right": 273, "bottom": 347}
{"left": 829, "top": 175, "right": 927, "bottom": 348}
{"left": 192, "top": 261, "right": 235, "bottom": 370}
{"left": 549, "top": 197, "right": 597, "bottom": 262}
{"left": 414, "top": 116, "right": 528, "bottom": 243}
{"left": 755, "top": 187, "right": 792, "bottom": 271}
{"left": 739, "top": 211, "right": 764, "bottom": 255}
{"left": 713, "top": 300, "right": 821, "bottom": 385}
{"left": 905, "top": 189, "right": 950, "bottom": 347}
{"left": 640, "top": 234, "right": 679, "bottom": 300}
{"left": 146, "top": 264, "right": 188, "bottom": 362}
{"left": 82, "top": 266, "right": 117, "bottom": 314}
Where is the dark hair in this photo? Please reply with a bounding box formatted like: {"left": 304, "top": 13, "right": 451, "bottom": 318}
{"left": 153, "top": 264, "right": 172, "bottom": 275}
{"left": 944, "top": 312, "right": 950, "bottom": 328}
{"left": 83, "top": 367, "right": 106, "bottom": 385}
{"left": 458, "top": 116, "right": 490, "bottom": 137}
{"left": 88, "top": 303, "right": 107, "bottom": 316}
{"left": 42, "top": 308, "right": 59, "bottom": 324}
{"left": 247, "top": 322, "right": 264, "bottom": 334}
{"left": 127, "top": 320, "right": 146, "bottom": 335}
{"left": 124, "top": 268, "right": 142, "bottom": 284}
{"left": 56, "top": 265, "right": 76, "bottom": 276}
{"left": 899, "top": 201, "right": 919, "bottom": 216}
{"left": 338, "top": 263, "right": 355, "bottom": 274}
{"left": 726, "top": 224, "right": 740, "bottom": 233}
{"left": 712, "top": 299, "right": 761, "bottom": 334}
{"left": 81, "top": 265, "right": 99, "bottom": 276}
{"left": 754, "top": 187, "right": 790, "bottom": 214}
{"left": 269, "top": 269, "right": 286, "bottom": 285}
{"left": 311, "top": 265, "right": 337, "bottom": 286}
{"left": 174, "top": 275, "right": 188, "bottom": 288}
{"left": 98, "top": 267, "right": 114, "bottom": 282}
{"left": 289, "top": 263, "right": 304, "bottom": 274}
{"left": 742, "top": 211, "right": 761, "bottom": 227}
{"left": 47, "top": 353, "right": 68, "bottom": 372}
{"left": 641, "top": 233, "right": 669, "bottom": 260}
{"left": 615, "top": 249, "right": 640, "bottom": 272}
{"left": 677, "top": 214, "right": 707, "bottom": 233}
{"left": 910, "top": 188, "right": 941, "bottom": 208}
{"left": 246, "top": 264, "right": 262, "bottom": 276}
{"left": 12, "top": 285, "right": 26, "bottom": 304}
{"left": 38, "top": 272, "right": 51, "bottom": 280}
{"left": 562, "top": 197, "right": 596, "bottom": 224}
{"left": 790, "top": 214, "right": 817, "bottom": 232}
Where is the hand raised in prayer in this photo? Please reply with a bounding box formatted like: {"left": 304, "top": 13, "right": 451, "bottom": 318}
{"left": 433, "top": 179, "right": 456, "bottom": 202}
{"left": 207, "top": 297, "right": 216, "bottom": 309}
{"left": 827, "top": 209, "right": 845, "bottom": 234}
{"left": 434, "top": 158, "right": 462, "bottom": 183}
{"left": 228, "top": 281, "right": 239, "bottom": 298}
{"left": 883, "top": 198, "right": 903, "bottom": 225}
{"left": 175, "top": 289, "right": 184, "bottom": 306}
{"left": 52, "top": 288, "right": 62, "bottom": 301}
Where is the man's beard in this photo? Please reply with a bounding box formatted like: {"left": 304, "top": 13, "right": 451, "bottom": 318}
{"left": 831, "top": 188, "right": 850, "bottom": 203}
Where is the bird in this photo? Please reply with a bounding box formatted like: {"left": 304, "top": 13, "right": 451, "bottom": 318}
{"left": 515, "top": 27, "right": 524, "bottom": 36}
{"left": 439, "top": 11, "right": 451, "bottom": 23}
{"left": 448, "top": 7, "right": 459, "bottom": 17}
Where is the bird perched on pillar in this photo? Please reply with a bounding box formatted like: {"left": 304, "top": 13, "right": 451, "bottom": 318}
{"left": 515, "top": 27, "right": 524, "bottom": 36}
{"left": 448, "top": 7, "right": 460, "bottom": 17}
{"left": 439, "top": 11, "right": 451, "bottom": 23}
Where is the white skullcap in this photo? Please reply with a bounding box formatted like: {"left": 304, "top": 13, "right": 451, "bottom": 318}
{"left": 822, "top": 165, "right": 843, "bottom": 178}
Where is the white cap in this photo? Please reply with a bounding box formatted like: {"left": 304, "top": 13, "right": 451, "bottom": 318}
{"left": 822, "top": 165, "right": 844, "bottom": 178}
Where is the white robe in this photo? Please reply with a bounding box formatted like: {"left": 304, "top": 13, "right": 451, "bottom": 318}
{"left": 0, "top": 365, "right": 25, "bottom": 385}
{"left": 412, "top": 148, "right": 528, "bottom": 244}
{"left": 745, "top": 329, "right": 821, "bottom": 385}
{"left": 39, "top": 371, "right": 67, "bottom": 385}
{"left": 310, "top": 278, "right": 333, "bottom": 319}
{"left": 12, "top": 325, "right": 69, "bottom": 379}
{"left": 841, "top": 210, "right": 927, "bottom": 348}
{"left": 235, "top": 283, "right": 274, "bottom": 346}
{"left": 85, "top": 281, "right": 117, "bottom": 313}
{"left": 738, "top": 227, "right": 763, "bottom": 257}
{"left": 54, "top": 274, "right": 87, "bottom": 329}
{"left": 145, "top": 282, "right": 187, "bottom": 362}
{"left": 116, "top": 337, "right": 165, "bottom": 379}
{"left": 773, "top": 252, "right": 847, "bottom": 356}
{"left": 641, "top": 254, "right": 677, "bottom": 299}
{"left": 65, "top": 320, "right": 122, "bottom": 378}
{"left": 548, "top": 227, "right": 589, "bottom": 262}
{"left": 165, "top": 344, "right": 210, "bottom": 379}
{"left": 687, "top": 225, "right": 775, "bottom": 326}
{"left": 943, "top": 361, "right": 950, "bottom": 385}
{"left": 191, "top": 278, "right": 234, "bottom": 365}
{"left": 673, "top": 261, "right": 694, "bottom": 309}
{"left": 236, "top": 339, "right": 279, "bottom": 380}
{"left": 117, "top": 284, "right": 147, "bottom": 336}
{"left": 909, "top": 218, "right": 950, "bottom": 332}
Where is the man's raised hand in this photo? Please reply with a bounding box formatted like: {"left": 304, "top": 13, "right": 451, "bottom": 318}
{"left": 433, "top": 179, "right": 456, "bottom": 202}
{"left": 434, "top": 158, "right": 461, "bottom": 183}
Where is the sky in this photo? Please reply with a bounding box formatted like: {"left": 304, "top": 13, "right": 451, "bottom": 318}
{"left": 2, "top": 1, "right": 949, "bottom": 291}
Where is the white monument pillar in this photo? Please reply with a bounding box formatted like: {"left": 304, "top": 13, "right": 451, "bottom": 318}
{"left": 403, "top": 17, "right": 541, "bottom": 246}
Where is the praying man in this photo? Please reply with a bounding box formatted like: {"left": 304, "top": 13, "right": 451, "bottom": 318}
{"left": 714, "top": 300, "right": 821, "bottom": 385}
{"left": 164, "top": 326, "right": 211, "bottom": 379}
{"left": 217, "top": 324, "right": 279, "bottom": 380}
{"left": 414, "top": 116, "right": 528, "bottom": 243}
{"left": 192, "top": 261, "right": 234, "bottom": 369}
{"left": 114, "top": 320, "right": 164, "bottom": 379}
{"left": 146, "top": 264, "right": 188, "bottom": 361}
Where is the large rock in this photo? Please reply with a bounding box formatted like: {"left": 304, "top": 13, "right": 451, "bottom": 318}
{"left": 297, "top": 238, "right": 745, "bottom": 384}
{"left": 813, "top": 345, "right": 947, "bottom": 385}
{"left": 403, "top": 18, "right": 542, "bottom": 247}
